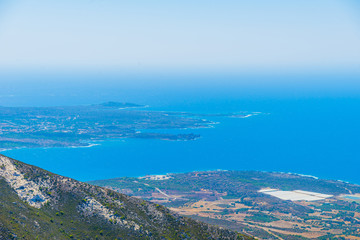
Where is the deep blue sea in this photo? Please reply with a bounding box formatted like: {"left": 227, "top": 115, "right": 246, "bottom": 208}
{"left": 1, "top": 72, "right": 360, "bottom": 183}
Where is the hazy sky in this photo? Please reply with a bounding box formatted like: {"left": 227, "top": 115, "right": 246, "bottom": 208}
{"left": 0, "top": 0, "right": 359, "bottom": 72}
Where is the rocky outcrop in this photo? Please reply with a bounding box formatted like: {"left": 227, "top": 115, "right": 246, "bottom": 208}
{"left": 0, "top": 155, "right": 49, "bottom": 208}
{"left": 0, "top": 154, "right": 254, "bottom": 239}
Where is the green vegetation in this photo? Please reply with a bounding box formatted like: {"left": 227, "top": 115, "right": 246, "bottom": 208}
{"left": 0, "top": 102, "right": 212, "bottom": 150}
{"left": 90, "top": 170, "right": 360, "bottom": 239}
{"left": 245, "top": 212, "right": 279, "bottom": 223}
{"left": 0, "top": 154, "right": 254, "bottom": 240}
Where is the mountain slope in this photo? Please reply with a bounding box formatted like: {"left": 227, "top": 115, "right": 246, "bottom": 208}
{"left": 0, "top": 154, "right": 253, "bottom": 240}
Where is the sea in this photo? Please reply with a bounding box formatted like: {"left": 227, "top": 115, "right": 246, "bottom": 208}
{"left": 1, "top": 71, "right": 360, "bottom": 183}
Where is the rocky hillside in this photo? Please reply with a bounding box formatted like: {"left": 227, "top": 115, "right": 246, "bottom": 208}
{"left": 0, "top": 154, "right": 253, "bottom": 240}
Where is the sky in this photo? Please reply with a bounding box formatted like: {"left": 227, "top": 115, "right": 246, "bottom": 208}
{"left": 0, "top": 0, "right": 359, "bottom": 73}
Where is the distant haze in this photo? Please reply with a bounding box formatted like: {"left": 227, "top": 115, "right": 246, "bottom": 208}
{"left": 0, "top": 0, "right": 359, "bottom": 73}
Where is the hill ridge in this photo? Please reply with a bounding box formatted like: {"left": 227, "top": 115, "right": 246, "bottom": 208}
{"left": 0, "top": 154, "right": 253, "bottom": 240}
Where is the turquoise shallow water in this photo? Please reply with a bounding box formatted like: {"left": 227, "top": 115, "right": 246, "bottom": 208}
{"left": 1, "top": 73, "right": 360, "bottom": 182}
{"left": 344, "top": 196, "right": 360, "bottom": 200}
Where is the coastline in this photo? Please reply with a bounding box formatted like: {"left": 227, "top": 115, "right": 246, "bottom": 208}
{"left": 0, "top": 109, "right": 259, "bottom": 153}
{"left": 88, "top": 169, "right": 360, "bottom": 188}
{"left": 0, "top": 141, "right": 102, "bottom": 153}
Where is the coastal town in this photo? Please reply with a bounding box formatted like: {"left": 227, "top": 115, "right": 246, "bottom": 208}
{"left": 0, "top": 102, "right": 216, "bottom": 150}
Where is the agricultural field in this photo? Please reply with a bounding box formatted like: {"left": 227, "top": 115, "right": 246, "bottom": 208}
{"left": 90, "top": 170, "right": 360, "bottom": 239}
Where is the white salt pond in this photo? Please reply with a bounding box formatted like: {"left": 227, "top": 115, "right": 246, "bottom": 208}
{"left": 259, "top": 189, "right": 333, "bottom": 201}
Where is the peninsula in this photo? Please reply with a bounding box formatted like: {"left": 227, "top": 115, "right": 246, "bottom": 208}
{"left": 0, "top": 102, "right": 253, "bottom": 150}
